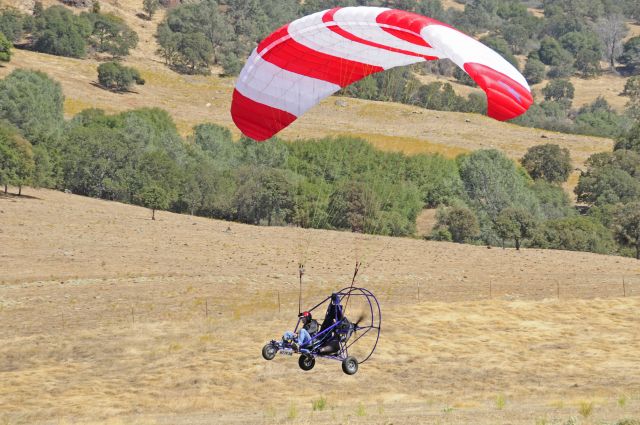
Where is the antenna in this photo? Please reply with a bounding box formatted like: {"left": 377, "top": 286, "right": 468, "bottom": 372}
{"left": 298, "top": 263, "right": 305, "bottom": 316}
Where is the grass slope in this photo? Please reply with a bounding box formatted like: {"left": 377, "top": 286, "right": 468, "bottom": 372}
{"left": 1, "top": 189, "right": 640, "bottom": 424}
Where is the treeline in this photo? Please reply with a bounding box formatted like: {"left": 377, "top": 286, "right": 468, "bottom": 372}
{"left": 1, "top": 69, "right": 639, "bottom": 258}
{"left": 0, "top": 1, "right": 137, "bottom": 59}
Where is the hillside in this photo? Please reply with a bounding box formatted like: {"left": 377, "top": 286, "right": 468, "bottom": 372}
{"left": 0, "top": 0, "right": 621, "bottom": 168}
{"left": 1, "top": 189, "right": 640, "bottom": 424}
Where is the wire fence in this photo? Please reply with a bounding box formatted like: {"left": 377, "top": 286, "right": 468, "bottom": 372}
{"left": 4, "top": 274, "right": 638, "bottom": 339}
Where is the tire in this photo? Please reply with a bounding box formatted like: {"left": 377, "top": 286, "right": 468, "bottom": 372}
{"left": 298, "top": 354, "right": 315, "bottom": 371}
{"left": 342, "top": 356, "right": 358, "bottom": 375}
{"left": 262, "top": 343, "right": 277, "bottom": 360}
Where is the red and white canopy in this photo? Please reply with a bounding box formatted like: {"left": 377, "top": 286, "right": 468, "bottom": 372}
{"left": 231, "top": 7, "right": 533, "bottom": 141}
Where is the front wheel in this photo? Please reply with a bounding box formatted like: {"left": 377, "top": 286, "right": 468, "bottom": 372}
{"left": 262, "top": 343, "right": 277, "bottom": 360}
{"left": 298, "top": 354, "right": 315, "bottom": 371}
{"left": 342, "top": 356, "right": 358, "bottom": 375}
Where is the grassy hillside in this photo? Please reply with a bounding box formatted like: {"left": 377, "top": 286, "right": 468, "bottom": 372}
{"left": 1, "top": 189, "right": 639, "bottom": 424}
{"left": 0, "top": 0, "right": 621, "bottom": 168}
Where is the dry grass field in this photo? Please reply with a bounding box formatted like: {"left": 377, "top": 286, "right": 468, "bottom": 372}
{"left": 1, "top": 189, "right": 640, "bottom": 424}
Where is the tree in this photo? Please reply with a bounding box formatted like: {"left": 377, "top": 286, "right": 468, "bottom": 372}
{"left": 87, "top": 12, "right": 138, "bottom": 58}
{"left": 575, "top": 165, "right": 640, "bottom": 205}
{"left": 0, "top": 121, "right": 35, "bottom": 195}
{"left": 431, "top": 205, "right": 480, "bottom": 243}
{"left": 542, "top": 79, "right": 575, "bottom": 104}
{"left": 615, "top": 122, "right": 640, "bottom": 153}
{"left": 458, "top": 149, "right": 539, "bottom": 222}
{"left": 521, "top": 144, "right": 572, "bottom": 183}
{"left": 234, "top": 167, "right": 295, "bottom": 226}
{"left": 531, "top": 216, "right": 615, "bottom": 254}
{"left": 97, "top": 61, "right": 144, "bottom": 92}
{"left": 494, "top": 207, "right": 537, "bottom": 250}
{"left": 613, "top": 202, "right": 640, "bottom": 259}
{"left": 618, "top": 36, "right": 640, "bottom": 74}
{"left": 559, "top": 31, "right": 603, "bottom": 76}
{"left": 0, "top": 32, "right": 11, "bottom": 62}
{"left": 538, "top": 37, "right": 574, "bottom": 67}
{"left": 622, "top": 76, "right": 640, "bottom": 119}
{"left": 523, "top": 57, "right": 546, "bottom": 85}
{"left": 137, "top": 184, "right": 170, "bottom": 220}
{"left": 143, "top": 0, "right": 159, "bottom": 20}
{"left": 328, "top": 180, "right": 378, "bottom": 233}
{"left": 33, "top": 6, "right": 92, "bottom": 58}
{"left": 596, "top": 14, "right": 628, "bottom": 71}
{"left": 0, "top": 69, "right": 64, "bottom": 145}
{"left": 0, "top": 8, "right": 29, "bottom": 42}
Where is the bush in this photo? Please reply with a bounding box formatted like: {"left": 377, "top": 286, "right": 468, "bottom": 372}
{"left": 97, "top": 61, "right": 144, "bottom": 92}
{"left": 33, "top": 6, "right": 91, "bottom": 58}
{"left": 523, "top": 57, "right": 546, "bottom": 85}
{"left": 431, "top": 205, "right": 480, "bottom": 243}
{"left": 0, "top": 31, "right": 11, "bottom": 62}
{"left": 0, "top": 69, "right": 64, "bottom": 145}
{"left": 618, "top": 36, "right": 640, "bottom": 74}
{"left": 532, "top": 216, "right": 615, "bottom": 254}
{"left": 521, "top": 144, "right": 572, "bottom": 183}
{"left": 542, "top": 79, "right": 575, "bottom": 104}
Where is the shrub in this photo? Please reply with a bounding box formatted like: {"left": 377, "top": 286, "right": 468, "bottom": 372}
{"left": 97, "top": 61, "right": 144, "bottom": 92}
{"left": 521, "top": 144, "right": 572, "bottom": 183}
{"left": 0, "top": 31, "right": 11, "bottom": 62}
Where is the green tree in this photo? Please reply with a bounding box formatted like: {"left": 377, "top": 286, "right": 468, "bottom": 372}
{"left": 523, "top": 57, "right": 546, "bottom": 85}
{"left": 532, "top": 216, "right": 615, "bottom": 254}
{"left": 0, "top": 31, "right": 11, "bottom": 62}
{"left": 613, "top": 202, "right": 640, "bottom": 259}
{"left": 97, "top": 61, "right": 144, "bottom": 92}
{"left": 33, "top": 6, "right": 91, "bottom": 58}
{"left": 431, "top": 205, "right": 480, "bottom": 243}
{"left": 615, "top": 122, "right": 640, "bottom": 153}
{"left": 328, "top": 180, "right": 378, "bottom": 233}
{"left": 538, "top": 36, "right": 574, "bottom": 67}
{"left": 0, "top": 121, "right": 35, "bottom": 194}
{"left": 137, "top": 183, "right": 170, "bottom": 220}
{"left": 0, "top": 8, "right": 29, "bottom": 42}
{"left": 618, "top": 36, "right": 640, "bottom": 74}
{"left": 575, "top": 164, "right": 640, "bottom": 205}
{"left": 542, "top": 79, "right": 575, "bottom": 104}
{"left": 234, "top": 167, "right": 295, "bottom": 226}
{"left": 559, "top": 31, "right": 603, "bottom": 77}
{"left": 494, "top": 207, "right": 537, "bottom": 250}
{"left": 143, "top": 0, "right": 159, "bottom": 20}
{"left": 0, "top": 69, "right": 64, "bottom": 145}
{"left": 622, "top": 76, "right": 640, "bottom": 119}
{"left": 87, "top": 12, "right": 138, "bottom": 58}
{"left": 521, "top": 144, "right": 572, "bottom": 183}
{"left": 458, "top": 149, "right": 539, "bottom": 222}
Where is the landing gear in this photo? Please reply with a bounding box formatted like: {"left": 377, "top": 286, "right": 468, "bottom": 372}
{"left": 262, "top": 343, "right": 277, "bottom": 360}
{"left": 298, "top": 354, "right": 315, "bottom": 371}
{"left": 342, "top": 356, "right": 358, "bottom": 375}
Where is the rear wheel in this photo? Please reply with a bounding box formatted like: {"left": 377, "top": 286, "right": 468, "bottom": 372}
{"left": 298, "top": 354, "right": 315, "bottom": 371}
{"left": 342, "top": 356, "right": 358, "bottom": 375}
{"left": 262, "top": 343, "right": 277, "bottom": 360}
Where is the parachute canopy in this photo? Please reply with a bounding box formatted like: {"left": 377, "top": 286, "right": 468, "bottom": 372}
{"left": 231, "top": 7, "right": 533, "bottom": 141}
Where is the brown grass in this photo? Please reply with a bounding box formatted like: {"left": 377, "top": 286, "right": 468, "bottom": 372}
{"left": 1, "top": 189, "right": 639, "bottom": 424}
